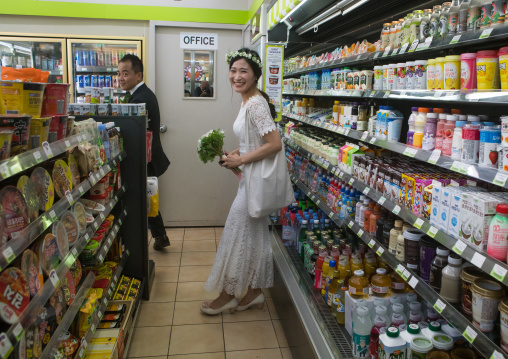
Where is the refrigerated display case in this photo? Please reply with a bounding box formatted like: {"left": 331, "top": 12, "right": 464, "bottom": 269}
{"left": 67, "top": 39, "right": 142, "bottom": 103}
{"left": 0, "top": 36, "right": 67, "bottom": 83}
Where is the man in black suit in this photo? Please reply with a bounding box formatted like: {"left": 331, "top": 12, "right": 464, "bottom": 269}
{"left": 118, "top": 54, "right": 171, "bottom": 251}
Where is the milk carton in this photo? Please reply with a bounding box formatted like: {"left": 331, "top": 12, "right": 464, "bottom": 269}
{"left": 449, "top": 187, "right": 487, "bottom": 239}
{"left": 379, "top": 327, "right": 406, "bottom": 359}
{"left": 438, "top": 187, "right": 454, "bottom": 232}
{"left": 430, "top": 185, "right": 442, "bottom": 228}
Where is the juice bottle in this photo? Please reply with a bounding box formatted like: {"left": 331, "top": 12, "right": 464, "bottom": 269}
{"left": 438, "top": 2, "right": 452, "bottom": 37}
{"left": 407, "top": 107, "right": 419, "bottom": 145}
{"left": 364, "top": 254, "right": 378, "bottom": 280}
{"left": 369, "top": 205, "right": 382, "bottom": 237}
{"left": 390, "top": 270, "right": 408, "bottom": 293}
{"left": 413, "top": 108, "right": 430, "bottom": 148}
{"left": 313, "top": 219, "right": 321, "bottom": 242}
{"left": 371, "top": 268, "right": 392, "bottom": 297}
{"left": 334, "top": 281, "right": 347, "bottom": 324}
{"left": 323, "top": 259, "right": 336, "bottom": 298}
{"left": 324, "top": 265, "right": 338, "bottom": 304}
{"left": 370, "top": 309, "right": 388, "bottom": 359}
{"left": 389, "top": 220, "right": 403, "bottom": 255}
{"left": 351, "top": 257, "right": 365, "bottom": 273}
{"left": 363, "top": 202, "right": 375, "bottom": 232}
{"left": 321, "top": 256, "right": 331, "bottom": 293}
{"left": 429, "top": 5, "right": 442, "bottom": 37}
{"left": 315, "top": 246, "right": 327, "bottom": 291}
{"left": 442, "top": 114, "right": 457, "bottom": 155}
{"left": 390, "top": 303, "right": 408, "bottom": 328}
{"left": 330, "top": 245, "right": 341, "bottom": 263}
{"left": 338, "top": 256, "right": 350, "bottom": 280}
{"left": 309, "top": 241, "right": 320, "bottom": 280}
{"left": 352, "top": 306, "right": 373, "bottom": 358}
{"left": 332, "top": 101, "right": 340, "bottom": 125}
{"left": 435, "top": 113, "right": 447, "bottom": 150}
{"left": 487, "top": 204, "right": 508, "bottom": 261}
{"left": 349, "top": 270, "right": 369, "bottom": 299}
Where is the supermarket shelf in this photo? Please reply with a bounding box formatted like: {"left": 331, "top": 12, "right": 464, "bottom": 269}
{"left": 285, "top": 26, "right": 508, "bottom": 78}
{"left": 48, "top": 70, "right": 63, "bottom": 76}
{"left": 76, "top": 249, "right": 130, "bottom": 359}
{"left": 40, "top": 272, "right": 97, "bottom": 358}
{"left": 288, "top": 173, "right": 508, "bottom": 359}
{"left": 89, "top": 151, "right": 126, "bottom": 187}
{"left": 76, "top": 88, "right": 125, "bottom": 94}
{"left": 284, "top": 138, "right": 508, "bottom": 287}
{"left": 0, "top": 132, "right": 92, "bottom": 182}
{"left": 283, "top": 112, "right": 508, "bottom": 190}
{"left": 283, "top": 89, "right": 508, "bottom": 105}
{"left": 76, "top": 66, "right": 117, "bottom": 73}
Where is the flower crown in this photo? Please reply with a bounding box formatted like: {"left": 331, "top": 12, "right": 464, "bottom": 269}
{"left": 225, "top": 50, "right": 263, "bottom": 68}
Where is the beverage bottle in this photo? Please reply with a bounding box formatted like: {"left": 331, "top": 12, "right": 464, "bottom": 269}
{"left": 371, "top": 268, "right": 392, "bottom": 297}
{"left": 364, "top": 253, "right": 378, "bottom": 280}
{"left": 487, "top": 204, "right": 508, "bottom": 260}
{"left": 313, "top": 219, "right": 321, "bottom": 242}
{"left": 368, "top": 106, "right": 377, "bottom": 136}
{"left": 407, "top": 107, "right": 419, "bottom": 145}
{"left": 380, "top": 23, "right": 391, "bottom": 50}
{"left": 334, "top": 281, "right": 347, "bottom": 324}
{"left": 364, "top": 202, "right": 375, "bottom": 232}
{"left": 358, "top": 198, "right": 370, "bottom": 228}
{"left": 309, "top": 241, "right": 320, "bottom": 280}
{"left": 370, "top": 310, "right": 387, "bottom": 359}
{"left": 324, "top": 219, "right": 333, "bottom": 238}
{"left": 298, "top": 220, "right": 308, "bottom": 256}
{"left": 451, "top": 120, "right": 467, "bottom": 159}
{"left": 479, "top": 0, "right": 492, "bottom": 27}
{"left": 314, "top": 246, "right": 328, "bottom": 291}
{"left": 352, "top": 307, "right": 373, "bottom": 359}
{"left": 388, "top": 220, "right": 403, "bottom": 255}
{"left": 327, "top": 269, "right": 341, "bottom": 307}
{"left": 435, "top": 113, "right": 447, "bottom": 150}
{"left": 468, "top": 0, "right": 482, "bottom": 31}
{"left": 369, "top": 205, "right": 382, "bottom": 237}
{"left": 448, "top": 0, "right": 460, "bottom": 34}
{"left": 396, "top": 18, "right": 405, "bottom": 48}
{"left": 458, "top": 0, "right": 471, "bottom": 32}
{"left": 429, "top": 5, "right": 442, "bottom": 37}
{"left": 420, "top": 9, "right": 433, "bottom": 41}
{"left": 429, "top": 246, "right": 450, "bottom": 291}
{"left": 402, "top": 14, "right": 413, "bottom": 45}
{"left": 340, "top": 188, "right": 350, "bottom": 219}
{"left": 389, "top": 20, "right": 399, "bottom": 48}
{"left": 282, "top": 212, "right": 294, "bottom": 247}
{"left": 391, "top": 303, "right": 408, "bottom": 328}
{"left": 382, "top": 214, "right": 393, "bottom": 248}
{"left": 442, "top": 115, "right": 458, "bottom": 155}
{"left": 409, "top": 301, "right": 423, "bottom": 324}
{"left": 422, "top": 321, "right": 445, "bottom": 339}
{"left": 410, "top": 10, "right": 423, "bottom": 43}
{"left": 438, "top": 2, "right": 452, "bottom": 37}
{"left": 331, "top": 245, "right": 341, "bottom": 263}
{"left": 338, "top": 256, "right": 351, "bottom": 281}
{"left": 355, "top": 195, "right": 365, "bottom": 223}
{"left": 413, "top": 108, "right": 430, "bottom": 148}
{"left": 349, "top": 270, "right": 369, "bottom": 299}
{"left": 321, "top": 256, "right": 331, "bottom": 292}
{"left": 439, "top": 255, "right": 462, "bottom": 303}
{"left": 422, "top": 112, "right": 438, "bottom": 151}
{"left": 324, "top": 260, "right": 337, "bottom": 301}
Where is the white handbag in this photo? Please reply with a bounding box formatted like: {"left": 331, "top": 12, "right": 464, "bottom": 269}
{"left": 243, "top": 104, "right": 295, "bottom": 218}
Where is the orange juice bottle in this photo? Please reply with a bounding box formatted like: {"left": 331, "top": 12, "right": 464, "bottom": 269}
{"left": 338, "top": 256, "right": 350, "bottom": 280}
{"left": 332, "top": 101, "right": 340, "bottom": 125}
{"left": 351, "top": 257, "right": 365, "bottom": 273}
{"left": 364, "top": 202, "right": 375, "bottom": 232}
{"left": 364, "top": 255, "right": 378, "bottom": 280}
{"left": 349, "top": 270, "right": 369, "bottom": 299}
{"left": 371, "top": 268, "right": 392, "bottom": 297}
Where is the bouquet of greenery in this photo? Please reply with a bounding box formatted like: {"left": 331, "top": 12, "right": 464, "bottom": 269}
{"left": 197, "top": 129, "right": 242, "bottom": 177}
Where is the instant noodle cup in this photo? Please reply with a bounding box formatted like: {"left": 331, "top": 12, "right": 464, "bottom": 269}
{"left": 0, "top": 129, "right": 13, "bottom": 160}
{"left": 28, "top": 117, "right": 50, "bottom": 150}
{"left": 67, "top": 154, "right": 80, "bottom": 187}
{"left": 434, "top": 57, "right": 445, "bottom": 90}
{"left": 460, "top": 266, "right": 486, "bottom": 316}
{"left": 476, "top": 50, "right": 500, "bottom": 89}
{"left": 30, "top": 167, "right": 54, "bottom": 212}
{"left": 21, "top": 249, "right": 43, "bottom": 298}
{"left": 0, "top": 186, "right": 29, "bottom": 243}
{"left": 0, "top": 115, "right": 31, "bottom": 155}
{"left": 58, "top": 330, "right": 79, "bottom": 357}
{"left": 52, "top": 159, "right": 73, "bottom": 199}
{"left": 444, "top": 55, "right": 461, "bottom": 90}
{"left": 70, "top": 259, "right": 82, "bottom": 284}
{"left": 499, "top": 47, "right": 508, "bottom": 90}
{"left": 60, "top": 210, "right": 80, "bottom": 246}
{"left": 38, "top": 233, "right": 60, "bottom": 276}
{"left": 17, "top": 175, "right": 39, "bottom": 222}
{"left": 72, "top": 202, "right": 86, "bottom": 235}
{"left": 52, "top": 220, "right": 69, "bottom": 260}
{"left": 0, "top": 81, "right": 46, "bottom": 117}
{"left": 24, "top": 324, "right": 42, "bottom": 358}
{"left": 41, "top": 83, "right": 69, "bottom": 117}
{"left": 80, "top": 240, "right": 99, "bottom": 262}
{"left": 60, "top": 272, "right": 76, "bottom": 306}
{"left": 461, "top": 53, "right": 477, "bottom": 90}
{"left": 0, "top": 267, "right": 30, "bottom": 324}
{"left": 471, "top": 279, "right": 504, "bottom": 332}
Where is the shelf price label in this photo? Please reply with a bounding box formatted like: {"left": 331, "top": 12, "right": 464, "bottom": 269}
{"left": 0, "top": 163, "right": 10, "bottom": 179}
{"left": 357, "top": 229, "right": 364, "bottom": 237}
{"left": 451, "top": 161, "right": 469, "bottom": 174}
{"left": 378, "top": 197, "right": 386, "bottom": 205}
{"left": 348, "top": 221, "right": 354, "bottom": 229}
{"left": 428, "top": 149, "right": 441, "bottom": 164}
{"left": 493, "top": 173, "right": 508, "bottom": 187}
{"left": 368, "top": 239, "right": 375, "bottom": 248}
{"left": 450, "top": 34, "right": 461, "bottom": 44}
{"left": 463, "top": 326, "right": 478, "bottom": 344}
{"left": 349, "top": 178, "right": 354, "bottom": 185}
{"left": 49, "top": 269, "right": 60, "bottom": 287}
{"left": 408, "top": 276, "right": 419, "bottom": 289}
{"left": 427, "top": 226, "right": 439, "bottom": 238}
{"left": 42, "top": 141, "right": 53, "bottom": 158}
{"left": 33, "top": 151, "right": 43, "bottom": 164}
{"left": 373, "top": 52, "right": 381, "bottom": 59}
{"left": 414, "top": 218, "right": 424, "bottom": 229}
{"left": 480, "top": 28, "right": 494, "bottom": 39}
{"left": 399, "top": 43, "right": 409, "bottom": 54}
{"left": 452, "top": 240, "right": 467, "bottom": 255}
{"left": 13, "top": 323, "right": 24, "bottom": 342}
{"left": 363, "top": 187, "right": 370, "bottom": 195}
{"left": 376, "top": 246, "right": 385, "bottom": 257}
{"left": 98, "top": 254, "right": 104, "bottom": 263}
{"left": 392, "top": 206, "right": 401, "bottom": 215}
{"left": 490, "top": 264, "right": 508, "bottom": 282}
{"left": 79, "top": 186, "right": 85, "bottom": 196}
{"left": 49, "top": 210, "right": 57, "bottom": 221}
{"left": 369, "top": 91, "right": 376, "bottom": 98}
{"left": 361, "top": 132, "right": 369, "bottom": 141}
{"left": 471, "top": 252, "right": 486, "bottom": 269}
{"left": 408, "top": 39, "right": 419, "bottom": 52}
{"left": 395, "top": 264, "right": 404, "bottom": 275}
{"left": 2, "top": 247, "right": 15, "bottom": 265}
{"left": 490, "top": 351, "right": 505, "bottom": 359}
{"left": 403, "top": 147, "right": 418, "bottom": 157}
{"left": 416, "top": 36, "right": 433, "bottom": 51}
{"left": 72, "top": 247, "right": 78, "bottom": 258}
{"left": 65, "top": 140, "right": 71, "bottom": 150}
{"left": 100, "top": 213, "right": 105, "bottom": 221}
{"left": 0, "top": 332, "right": 13, "bottom": 358}
{"left": 401, "top": 269, "right": 411, "bottom": 281}
{"left": 382, "top": 46, "right": 391, "bottom": 57}
{"left": 433, "top": 299, "right": 446, "bottom": 314}
{"left": 369, "top": 137, "right": 377, "bottom": 144}
{"left": 65, "top": 190, "right": 74, "bottom": 205}
{"left": 383, "top": 91, "right": 390, "bottom": 98}
{"left": 339, "top": 172, "right": 344, "bottom": 179}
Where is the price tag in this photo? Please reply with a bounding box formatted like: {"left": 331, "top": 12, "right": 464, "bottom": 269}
{"left": 99, "top": 254, "right": 104, "bottom": 263}
{"left": 93, "top": 221, "right": 99, "bottom": 230}
{"left": 348, "top": 221, "right": 354, "bottom": 229}
{"left": 13, "top": 323, "right": 24, "bottom": 341}
{"left": 378, "top": 197, "right": 386, "bottom": 205}
{"left": 2, "top": 247, "right": 15, "bottom": 265}
{"left": 395, "top": 265, "right": 404, "bottom": 275}
{"left": 490, "top": 350, "right": 505, "bottom": 359}
{"left": 480, "top": 28, "right": 493, "bottom": 39}
{"left": 65, "top": 140, "right": 71, "bottom": 150}
{"left": 78, "top": 186, "right": 85, "bottom": 196}
{"left": 469, "top": 96, "right": 480, "bottom": 102}
{"left": 428, "top": 149, "right": 441, "bottom": 164}
{"left": 349, "top": 178, "right": 354, "bottom": 185}
{"left": 99, "top": 167, "right": 105, "bottom": 177}
{"left": 368, "top": 239, "right": 375, "bottom": 248}
{"left": 490, "top": 264, "right": 508, "bottom": 281}
{"left": 108, "top": 237, "right": 112, "bottom": 245}
{"left": 471, "top": 252, "right": 486, "bottom": 268}
{"left": 383, "top": 91, "right": 390, "bottom": 98}
{"left": 114, "top": 224, "right": 119, "bottom": 232}
{"left": 451, "top": 161, "right": 469, "bottom": 174}
{"left": 108, "top": 288, "right": 113, "bottom": 296}
{"left": 408, "top": 39, "right": 419, "bottom": 52}
{"left": 98, "top": 310, "right": 103, "bottom": 319}
{"left": 77, "top": 135, "right": 82, "bottom": 143}
{"left": 361, "top": 132, "right": 369, "bottom": 141}
{"left": 71, "top": 247, "right": 78, "bottom": 258}
{"left": 414, "top": 218, "right": 424, "bottom": 229}
{"left": 328, "top": 212, "right": 334, "bottom": 219}
{"left": 402, "top": 269, "right": 410, "bottom": 281}
{"left": 391, "top": 48, "right": 399, "bottom": 56}
{"left": 114, "top": 195, "right": 118, "bottom": 202}
{"left": 316, "top": 200, "right": 321, "bottom": 205}
{"left": 65, "top": 190, "right": 74, "bottom": 205}
{"left": 91, "top": 323, "right": 96, "bottom": 333}
{"left": 373, "top": 52, "right": 380, "bottom": 59}
{"left": 0, "top": 163, "right": 10, "bottom": 179}
{"left": 33, "top": 150, "right": 42, "bottom": 163}
{"left": 416, "top": 36, "right": 432, "bottom": 51}
{"left": 493, "top": 173, "right": 508, "bottom": 187}
{"left": 357, "top": 229, "right": 364, "bottom": 237}
{"left": 463, "top": 326, "right": 478, "bottom": 343}
{"left": 427, "top": 226, "right": 439, "bottom": 238}
{"left": 100, "top": 213, "right": 105, "bottom": 221}
{"left": 42, "top": 141, "right": 53, "bottom": 158}
{"left": 403, "top": 147, "right": 418, "bottom": 157}
{"left": 434, "top": 91, "right": 443, "bottom": 98}
{"left": 114, "top": 274, "right": 118, "bottom": 282}
{"left": 344, "top": 129, "right": 350, "bottom": 136}
{"left": 382, "top": 46, "right": 391, "bottom": 57}
{"left": 49, "top": 210, "right": 57, "bottom": 221}
{"left": 433, "top": 299, "right": 446, "bottom": 314}
{"left": 85, "top": 233, "right": 90, "bottom": 241}
{"left": 399, "top": 43, "right": 409, "bottom": 54}
{"left": 0, "top": 332, "right": 13, "bottom": 358}
{"left": 369, "top": 137, "right": 377, "bottom": 144}
{"left": 376, "top": 247, "right": 385, "bottom": 257}
{"left": 369, "top": 91, "right": 376, "bottom": 98}
{"left": 104, "top": 297, "right": 109, "bottom": 306}
{"left": 49, "top": 269, "right": 59, "bottom": 287}
{"left": 450, "top": 34, "right": 461, "bottom": 44}
{"left": 452, "top": 240, "right": 467, "bottom": 255}
{"left": 339, "top": 172, "right": 344, "bottom": 179}
{"left": 363, "top": 187, "right": 370, "bottom": 195}
{"left": 408, "top": 276, "right": 419, "bottom": 289}
{"left": 112, "top": 159, "right": 117, "bottom": 166}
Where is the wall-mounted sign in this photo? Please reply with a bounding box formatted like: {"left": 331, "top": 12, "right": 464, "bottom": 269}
{"left": 263, "top": 44, "right": 284, "bottom": 122}
{"left": 180, "top": 33, "right": 218, "bottom": 50}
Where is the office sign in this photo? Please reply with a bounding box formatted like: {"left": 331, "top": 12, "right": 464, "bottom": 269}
{"left": 180, "top": 33, "right": 218, "bottom": 50}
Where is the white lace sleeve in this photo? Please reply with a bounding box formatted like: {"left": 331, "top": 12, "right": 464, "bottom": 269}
{"left": 247, "top": 96, "right": 277, "bottom": 136}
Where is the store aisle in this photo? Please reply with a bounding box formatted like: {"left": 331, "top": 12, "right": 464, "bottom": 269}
{"left": 127, "top": 227, "right": 293, "bottom": 359}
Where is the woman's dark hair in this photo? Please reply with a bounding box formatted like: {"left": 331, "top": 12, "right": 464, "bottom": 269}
{"left": 228, "top": 48, "right": 277, "bottom": 119}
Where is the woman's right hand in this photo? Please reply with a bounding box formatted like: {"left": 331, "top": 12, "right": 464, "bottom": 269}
{"left": 230, "top": 148, "right": 240, "bottom": 156}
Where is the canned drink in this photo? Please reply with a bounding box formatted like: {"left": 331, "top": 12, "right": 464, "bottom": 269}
{"left": 84, "top": 75, "right": 91, "bottom": 88}
{"left": 461, "top": 124, "right": 481, "bottom": 163}
{"left": 82, "top": 50, "right": 90, "bottom": 66}
{"left": 501, "top": 116, "right": 508, "bottom": 146}
{"left": 104, "top": 75, "right": 112, "bottom": 88}
{"left": 76, "top": 75, "right": 84, "bottom": 89}
{"left": 105, "top": 51, "right": 112, "bottom": 67}
{"left": 75, "top": 50, "right": 83, "bottom": 67}
{"left": 90, "top": 50, "right": 97, "bottom": 66}
{"left": 479, "top": 126, "right": 501, "bottom": 168}
{"left": 98, "top": 75, "right": 105, "bottom": 88}
{"left": 91, "top": 75, "right": 98, "bottom": 88}
{"left": 97, "top": 51, "right": 105, "bottom": 67}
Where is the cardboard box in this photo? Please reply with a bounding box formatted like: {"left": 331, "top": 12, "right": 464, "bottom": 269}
{"left": 430, "top": 185, "right": 442, "bottom": 228}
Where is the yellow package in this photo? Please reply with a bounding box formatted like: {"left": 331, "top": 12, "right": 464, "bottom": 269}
{"left": 78, "top": 292, "right": 99, "bottom": 338}
{"left": 147, "top": 177, "right": 159, "bottom": 218}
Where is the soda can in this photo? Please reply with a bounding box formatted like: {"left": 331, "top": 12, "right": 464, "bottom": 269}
{"left": 82, "top": 50, "right": 90, "bottom": 66}
{"left": 461, "top": 124, "right": 481, "bottom": 163}
{"left": 97, "top": 51, "right": 105, "bottom": 67}
{"left": 75, "top": 50, "right": 83, "bottom": 67}
{"left": 479, "top": 125, "right": 501, "bottom": 168}
{"left": 105, "top": 75, "right": 112, "bottom": 88}
{"left": 84, "top": 75, "right": 91, "bottom": 88}
{"left": 112, "top": 75, "right": 118, "bottom": 88}
{"left": 98, "top": 75, "right": 105, "bottom": 88}
{"left": 76, "top": 75, "right": 84, "bottom": 89}
{"left": 90, "top": 50, "right": 97, "bottom": 66}
{"left": 91, "top": 75, "right": 98, "bottom": 87}
{"left": 105, "top": 51, "right": 112, "bottom": 67}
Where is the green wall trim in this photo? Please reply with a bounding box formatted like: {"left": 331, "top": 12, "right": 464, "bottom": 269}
{"left": 0, "top": 0, "right": 250, "bottom": 25}
{"left": 247, "top": 0, "right": 265, "bottom": 20}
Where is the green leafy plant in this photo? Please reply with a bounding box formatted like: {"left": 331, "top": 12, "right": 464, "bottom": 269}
{"left": 197, "top": 129, "right": 241, "bottom": 175}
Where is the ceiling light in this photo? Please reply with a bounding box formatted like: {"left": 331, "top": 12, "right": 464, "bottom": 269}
{"left": 295, "top": 0, "right": 354, "bottom": 35}
{"left": 342, "top": 0, "right": 369, "bottom": 15}
{"left": 281, "top": 0, "right": 309, "bottom": 23}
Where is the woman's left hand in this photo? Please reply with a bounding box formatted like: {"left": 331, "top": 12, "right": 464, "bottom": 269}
{"left": 224, "top": 153, "right": 243, "bottom": 169}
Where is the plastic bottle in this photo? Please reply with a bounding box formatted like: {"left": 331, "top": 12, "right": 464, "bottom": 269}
{"left": 429, "top": 5, "right": 442, "bottom": 37}
{"left": 429, "top": 247, "right": 449, "bottom": 291}
{"left": 451, "top": 120, "right": 467, "bottom": 159}
{"left": 352, "top": 306, "right": 373, "bottom": 359}
{"left": 379, "top": 327, "right": 406, "bottom": 359}
{"left": 435, "top": 114, "right": 447, "bottom": 150}
{"left": 409, "top": 301, "right": 423, "bottom": 324}
{"left": 315, "top": 247, "right": 328, "bottom": 291}
{"left": 422, "top": 112, "right": 438, "bottom": 151}
{"left": 282, "top": 212, "right": 295, "bottom": 247}
{"left": 410, "top": 10, "right": 423, "bottom": 43}
{"left": 323, "top": 259, "right": 337, "bottom": 298}
{"left": 468, "top": 0, "right": 482, "bottom": 31}
{"left": 333, "top": 101, "right": 340, "bottom": 125}
{"left": 389, "top": 220, "right": 403, "bottom": 255}
{"left": 371, "top": 268, "right": 392, "bottom": 297}
{"left": 370, "top": 309, "right": 388, "bottom": 359}
{"left": 391, "top": 303, "right": 408, "bottom": 328}
{"left": 396, "top": 230, "right": 405, "bottom": 263}
{"left": 439, "top": 255, "right": 462, "bottom": 303}
{"left": 448, "top": 0, "right": 460, "bottom": 34}
{"left": 407, "top": 107, "right": 418, "bottom": 146}
{"left": 386, "top": 108, "right": 404, "bottom": 142}
{"left": 368, "top": 106, "right": 377, "bottom": 136}
{"left": 365, "top": 255, "right": 378, "bottom": 280}
{"left": 457, "top": 0, "right": 471, "bottom": 32}
{"left": 349, "top": 270, "right": 369, "bottom": 299}
{"left": 334, "top": 281, "right": 347, "bottom": 325}
{"left": 359, "top": 198, "right": 370, "bottom": 228}
{"left": 486, "top": 204, "right": 508, "bottom": 261}
{"left": 401, "top": 323, "right": 426, "bottom": 355}
{"left": 442, "top": 114, "right": 458, "bottom": 155}
{"left": 377, "top": 106, "right": 393, "bottom": 140}
{"left": 422, "top": 321, "right": 445, "bottom": 340}
{"left": 402, "top": 14, "right": 413, "bottom": 45}
{"left": 438, "top": 2, "right": 452, "bottom": 37}
{"left": 413, "top": 108, "right": 430, "bottom": 148}
{"left": 369, "top": 205, "right": 382, "bottom": 237}
{"left": 390, "top": 271, "right": 408, "bottom": 293}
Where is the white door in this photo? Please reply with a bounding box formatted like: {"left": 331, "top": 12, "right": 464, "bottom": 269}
{"left": 155, "top": 26, "right": 243, "bottom": 227}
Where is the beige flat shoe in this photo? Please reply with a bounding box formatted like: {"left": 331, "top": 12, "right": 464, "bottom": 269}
{"left": 201, "top": 297, "right": 238, "bottom": 315}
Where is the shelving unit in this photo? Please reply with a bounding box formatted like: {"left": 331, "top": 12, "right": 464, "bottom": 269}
{"left": 76, "top": 66, "right": 118, "bottom": 73}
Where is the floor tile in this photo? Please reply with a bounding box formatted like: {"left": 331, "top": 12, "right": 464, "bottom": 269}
{"left": 215, "top": 227, "right": 224, "bottom": 237}
{"left": 127, "top": 326, "right": 171, "bottom": 357}
{"left": 184, "top": 228, "right": 215, "bottom": 240}
{"left": 272, "top": 320, "right": 288, "bottom": 347}
{"left": 135, "top": 302, "right": 174, "bottom": 327}
{"left": 149, "top": 240, "right": 183, "bottom": 254}
{"left": 263, "top": 288, "right": 272, "bottom": 298}
{"left": 216, "top": 239, "right": 221, "bottom": 249}
{"left": 266, "top": 298, "right": 279, "bottom": 319}
{"left": 223, "top": 302, "right": 271, "bottom": 323}
{"left": 153, "top": 266, "right": 180, "bottom": 283}
{"left": 226, "top": 349, "right": 283, "bottom": 359}
{"left": 178, "top": 265, "right": 213, "bottom": 282}
{"left": 169, "top": 324, "right": 224, "bottom": 355}
{"left": 183, "top": 240, "right": 217, "bottom": 252}
{"left": 166, "top": 229, "right": 185, "bottom": 241}
{"left": 176, "top": 281, "right": 209, "bottom": 301}
{"left": 173, "top": 300, "right": 222, "bottom": 325}
{"left": 280, "top": 348, "right": 293, "bottom": 359}
{"left": 149, "top": 251, "right": 181, "bottom": 267}
{"left": 169, "top": 353, "right": 225, "bottom": 359}
{"left": 149, "top": 282, "right": 177, "bottom": 302}
{"left": 223, "top": 321, "right": 279, "bottom": 352}
{"left": 166, "top": 227, "right": 185, "bottom": 232}
{"left": 181, "top": 251, "right": 217, "bottom": 266}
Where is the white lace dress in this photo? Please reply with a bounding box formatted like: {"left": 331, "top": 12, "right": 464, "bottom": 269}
{"left": 204, "top": 95, "right": 276, "bottom": 297}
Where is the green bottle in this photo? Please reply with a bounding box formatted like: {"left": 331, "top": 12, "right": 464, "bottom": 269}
{"left": 298, "top": 220, "right": 308, "bottom": 259}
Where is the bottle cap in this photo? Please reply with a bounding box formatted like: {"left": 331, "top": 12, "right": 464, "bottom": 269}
{"left": 354, "top": 270, "right": 365, "bottom": 277}
{"left": 408, "top": 323, "right": 420, "bottom": 335}
{"left": 429, "top": 321, "right": 441, "bottom": 332}
{"left": 357, "top": 306, "right": 370, "bottom": 316}
{"left": 376, "top": 305, "right": 388, "bottom": 316}
{"left": 436, "top": 247, "right": 450, "bottom": 256}
{"left": 497, "top": 204, "right": 508, "bottom": 214}
{"left": 392, "top": 303, "right": 404, "bottom": 313}
{"left": 329, "top": 260, "right": 336, "bottom": 268}
{"left": 376, "top": 268, "right": 387, "bottom": 275}
{"left": 447, "top": 255, "right": 462, "bottom": 265}
{"left": 387, "top": 327, "right": 400, "bottom": 338}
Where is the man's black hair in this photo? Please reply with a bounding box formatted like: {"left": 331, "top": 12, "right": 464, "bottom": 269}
{"left": 119, "top": 54, "right": 143, "bottom": 75}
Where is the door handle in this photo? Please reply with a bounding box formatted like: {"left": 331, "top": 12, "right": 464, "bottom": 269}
{"left": 160, "top": 125, "right": 167, "bottom": 133}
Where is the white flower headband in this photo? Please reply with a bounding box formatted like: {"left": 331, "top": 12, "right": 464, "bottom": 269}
{"left": 225, "top": 50, "right": 263, "bottom": 68}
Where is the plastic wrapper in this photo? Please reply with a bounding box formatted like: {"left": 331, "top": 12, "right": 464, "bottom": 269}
{"left": 0, "top": 115, "right": 32, "bottom": 155}
{"left": 52, "top": 159, "right": 73, "bottom": 199}
{"left": 16, "top": 175, "right": 39, "bottom": 222}
{"left": 57, "top": 330, "right": 79, "bottom": 358}
{"left": 52, "top": 220, "right": 69, "bottom": 261}
{"left": 0, "top": 185, "right": 30, "bottom": 244}
{"left": 70, "top": 259, "right": 82, "bottom": 284}
{"left": 72, "top": 202, "right": 87, "bottom": 235}
{"left": 60, "top": 210, "right": 80, "bottom": 246}
{"left": 37, "top": 233, "right": 60, "bottom": 276}
{"left": 30, "top": 167, "right": 55, "bottom": 212}
{"left": 78, "top": 291, "right": 99, "bottom": 338}
{"left": 60, "top": 271, "right": 76, "bottom": 306}
{"left": 67, "top": 154, "right": 80, "bottom": 188}
{"left": 23, "top": 324, "right": 42, "bottom": 359}
{"left": 0, "top": 267, "right": 30, "bottom": 324}
{"left": 21, "top": 249, "right": 43, "bottom": 298}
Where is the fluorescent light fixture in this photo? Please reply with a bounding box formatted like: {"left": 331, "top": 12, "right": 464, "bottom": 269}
{"left": 281, "top": 0, "right": 309, "bottom": 23}
{"left": 299, "top": 9, "right": 342, "bottom": 35}
{"left": 0, "top": 42, "right": 13, "bottom": 51}
{"left": 14, "top": 45, "right": 31, "bottom": 53}
{"left": 295, "top": 0, "right": 354, "bottom": 35}
{"left": 342, "top": 0, "right": 369, "bottom": 15}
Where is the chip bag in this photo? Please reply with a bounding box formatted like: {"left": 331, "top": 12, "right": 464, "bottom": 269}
{"left": 147, "top": 177, "right": 159, "bottom": 217}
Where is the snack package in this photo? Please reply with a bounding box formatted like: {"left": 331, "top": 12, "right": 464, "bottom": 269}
{"left": 78, "top": 291, "right": 99, "bottom": 338}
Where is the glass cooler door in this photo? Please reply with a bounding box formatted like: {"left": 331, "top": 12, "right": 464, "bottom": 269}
{"left": 67, "top": 39, "right": 142, "bottom": 102}
{"left": 0, "top": 36, "right": 67, "bottom": 83}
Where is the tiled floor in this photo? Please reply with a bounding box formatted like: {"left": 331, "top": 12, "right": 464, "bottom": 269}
{"left": 127, "top": 227, "right": 293, "bottom": 359}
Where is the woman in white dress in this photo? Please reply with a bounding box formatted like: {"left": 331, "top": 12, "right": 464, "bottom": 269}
{"left": 201, "top": 49, "right": 284, "bottom": 315}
